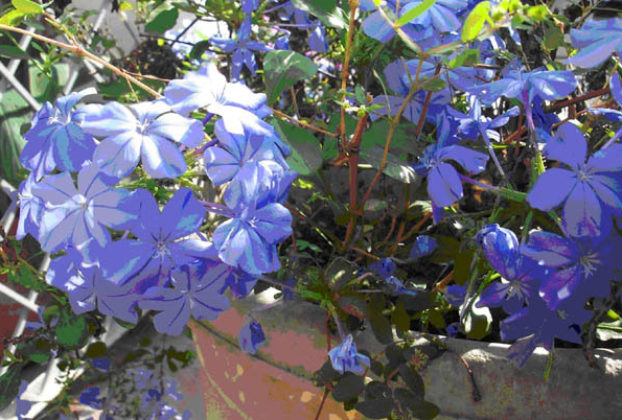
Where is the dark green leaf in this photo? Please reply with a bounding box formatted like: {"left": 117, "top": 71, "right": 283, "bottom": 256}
{"left": 543, "top": 25, "right": 564, "bottom": 50}
{"left": 428, "top": 308, "right": 446, "bottom": 328}
{"left": 145, "top": 2, "right": 179, "bottom": 33}
{"left": 391, "top": 304, "right": 410, "bottom": 334}
{"left": 0, "top": 363, "right": 23, "bottom": 411}
{"left": 325, "top": 258, "right": 356, "bottom": 290}
{"left": 55, "top": 311, "right": 89, "bottom": 349}
{"left": 360, "top": 146, "right": 418, "bottom": 184}
{"left": 385, "top": 344, "right": 407, "bottom": 366}
{"left": 312, "top": 360, "right": 341, "bottom": 386}
{"left": 354, "top": 398, "right": 394, "bottom": 419}
{"left": 410, "top": 400, "right": 440, "bottom": 419}
{"left": 0, "top": 45, "right": 28, "bottom": 59}
{"left": 0, "top": 90, "right": 29, "bottom": 186}
{"left": 264, "top": 50, "right": 317, "bottom": 105}
{"left": 398, "top": 364, "right": 425, "bottom": 399}
{"left": 189, "top": 40, "right": 211, "bottom": 60}
{"left": 332, "top": 373, "right": 365, "bottom": 402}
{"left": 420, "top": 77, "right": 446, "bottom": 92}
{"left": 396, "top": 0, "right": 436, "bottom": 26}
{"left": 365, "top": 381, "right": 392, "bottom": 399}
{"left": 448, "top": 48, "right": 480, "bottom": 69}
{"left": 393, "top": 387, "right": 421, "bottom": 412}
{"left": 84, "top": 342, "right": 107, "bottom": 358}
{"left": 273, "top": 120, "right": 322, "bottom": 175}
{"left": 290, "top": 0, "right": 345, "bottom": 29}
{"left": 397, "top": 292, "right": 431, "bottom": 312}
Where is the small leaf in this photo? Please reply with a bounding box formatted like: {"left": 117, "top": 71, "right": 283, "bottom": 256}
{"left": 428, "top": 308, "right": 446, "bottom": 329}
{"left": 0, "top": 45, "right": 28, "bottom": 59}
{"left": 145, "top": 2, "right": 179, "bottom": 34}
{"left": 12, "top": 0, "right": 43, "bottom": 15}
{"left": 55, "top": 311, "right": 89, "bottom": 349}
{"left": 461, "top": 1, "right": 491, "bottom": 42}
{"left": 354, "top": 398, "right": 394, "bottom": 419}
{"left": 189, "top": 40, "right": 211, "bottom": 60}
{"left": 411, "top": 400, "right": 440, "bottom": 419}
{"left": 448, "top": 48, "right": 480, "bottom": 69}
{"left": 84, "top": 342, "right": 108, "bottom": 359}
{"left": 398, "top": 364, "right": 425, "bottom": 399}
{"left": 312, "top": 360, "right": 341, "bottom": 386}
{"left": 290, "top": 0, "right": 345, "bottom": 29}
{"left": 264, "top": 50, "right": 317, "bottom": 105}
{"left": 0, "top": 364, "right": 23, "bottom": 411}
{"left": 420, "top": 77, "right": 447, "bottom": 92}
{"left": 369, "top": 310, "right": 393, "bottom": 344}
{"left": 543, "top": 25, "right": 564, "bottom": 50}
{"left": 0, "top": 9, "right": 26, "bottom": 26}
{"left": 396, "top": 0, "right": 436, "bottom": 26}
{"left": 273, "top": 120, "right": 322, "bottom": 175}
{"left": 365, "top": 381, "right": 393, "bottom": 399}
{"left": 332, "top": 373, "right": 365, "bottom": 402}
{"left": 391, "top": 304, "right": 410, "bottom": 334}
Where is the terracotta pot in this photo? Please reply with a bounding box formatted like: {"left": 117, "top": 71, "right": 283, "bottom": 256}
{"left": 189, "top": 288, "right": 622, "bottom": 420}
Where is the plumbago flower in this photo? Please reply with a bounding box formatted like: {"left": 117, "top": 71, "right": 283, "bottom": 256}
{"left": 566, "top": 17, "right": 622, "bottom": 68}
{"left": 412, "top": 113, "right": 489, "bottom": 220}
{"left": 238, "top": 319, "right": 266, "bottom": 354}
{"left": 139, "top": 262, "right": 231, "bottom": 335}
{"left": 526, "top": 122, "right": 622, "bottom": 237}
{"left": 210, "top": 17, "right": 272, "bottom": 81}
{"left": 30, "top": 163, "right": 137, "bottom": 253}
{"left": 78, "top": 99, "right": 203, "bottom": 179}
{"left": 213, "top": 163, "right": 293, "bottom": 275}
{"left": 520, "top": 229, "right": 618, "bottom": 310}
{"left": 474, "top": 225, "right": 543, "bottom": 314}
{"left": 163, "top": 62, "right": 274, "bottom": 136}
{"left": 16, "top": 174, "right": 45, "bottom": 240}
{"left": 203, "top": 119, "right": 288, "bottom": 186}
{"left": 20, "top": 88, "right": 97, "bottom": 181}
{"left": 275, "top": 1, "right": 328, "bottom": 52}
{"left": 328, "top": 334, "right": 370, "bottom": 375}
{"left": 102, "top": 188, "right": 210, "bottom": 292}
{"left": 371, "top": 59, "right": 451, "bottom": 123}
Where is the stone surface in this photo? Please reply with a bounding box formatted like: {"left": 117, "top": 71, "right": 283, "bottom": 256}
{"left": 192, "top": 288, "right": 622, "bottom": 420}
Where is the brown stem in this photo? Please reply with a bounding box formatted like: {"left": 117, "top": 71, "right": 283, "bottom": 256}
{"left": 546, "top": 87, "right": 610, "bottom": 111}
{"left": 432, "top": 270, "right": 454, "bottom": 293}
{"left": 343, "top": 114, "right": 370, "bottom": 246}
{"left": 272, "top": 108, "right": 338, "bottom": 138}
{"left": 399, "top": 211, "right": 432, "bottom": 243}
{"left": 0, "top": 24, "right": 161, "bottom": 98}
{"left": 313, "top": 388, "right": 330, "bottom": 420}
{"left": 339, "top": 0, "right": 359, "bottom": 147}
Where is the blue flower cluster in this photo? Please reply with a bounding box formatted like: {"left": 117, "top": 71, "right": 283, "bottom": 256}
{"left": 17, "top": 63, "right": 295, "bottom": 336}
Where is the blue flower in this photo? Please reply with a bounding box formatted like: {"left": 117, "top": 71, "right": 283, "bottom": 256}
{"left": 277, "top": 1, "right": 328, "bottom": 52}
{"left": 16, "top": 174, "right": 45, "bottom": 240}
{"left": 500, "top": 294, "right": 591, "bottom": 367}
{"left": 20, "top": 88, "right": 96, "bottom": 180}
{"left": 16, "top": 380, "right": 31, "bottom": 420}
{"left": 203, "top": 119, "right": 288, "bottom": 185}
{"left": 79, "top": 387, "right": 103, "bottom": 409}
{"left": 328, "top": 334, "right": 370, "bottom": 375}
{"left": 413, "top": 134, "right": 488, "bottom": 215}
{"left": 526, "top": 123, "right": 622, "bottom": 237}
{"left": 238, "top": 320, "right": 266, "bottom": 354}
{"left": 520, "top": 230, "right": 616, "bottom": 310}
{"left": 163, "top": 62, "right": 273, "bottom": 136}
{"left": 474, "top": 225, "right": 542, "bottom": 314}
{"left": 409, "top": 235, "right": 437, "bottom": 259}
{"left": 469, "top": 66, "right": 576, "bottom": 107}
{"left": 31, "top": 164, "right": 137, "bottom": 253}
{"left": 567, "top": 17, "right": 622, "bottom": 68}
{"left": 139, "top": 263, "right": 230, "bottom": 335}
{"left": 79, "top": 99, "right": 203, "bottom": 179}
{"left": 213, "top": 163, "right": 293, "bottom": 275}
{"left": 102, "top": 188, "right": 209, "bottom": 289}
{"left": 210, "top": 18, "right": 272, "bottom": 81}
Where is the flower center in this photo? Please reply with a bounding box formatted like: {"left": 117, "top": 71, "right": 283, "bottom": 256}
{"left": 579, "top": 252, "right": 599, "bottom": 277}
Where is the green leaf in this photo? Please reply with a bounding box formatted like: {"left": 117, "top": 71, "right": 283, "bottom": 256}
{"left": 461, "top": 1, "right": 490, "bottom": 42}
{"left": 396, "top": 0, "right": 436, "bottom": 26}
{"left": 55, "top": 311, "right": 89, "bottom": 349}
{"left": 420, "top": 77, "right": 447, "bottom": 92}
{"left": 0, "top": 90, "right": 29, "bottom": 186}
{"left": 448, "top": 48, "right": 480, "bottom": 69}
{"left": 0, "top": 44, "right": 28, "bottom": 59}
{"left": 332, "top": 373, "right": 365, "bottom": 402}
{"left": 393, "top": 388, "right": 422, "bottom": 413}
{"left": 273, "top": 120, "right": 322, "bottom": 175}
{"left": 354, "top": 398, "right": 394, "bottom": 419}
{"left": 367, "top": 297, "right": 393, "bottom": 345}
{"left": 464, "top": 303, "right": 492, "bottom": 339}
{"left": 264, "top": 50, "right": 317, "bottom": 105}
{"left": 145, "top": 2, "right": 179, "bottom": 34}
{"left": 391, "top": 304, "right": 410, "bottom": 334}
{"left": 12, "top": 0, "right": 43, "bottom": 15}
{"left": 0, "top": 9, "right": 26, "bottom": 26}
{"left": 312, "top": 360, "right": 341, "bottom": 386}
{"left": 0, "top": 364, "right": 23, "bottom": 411}
{"left": 543, "top": 24, "right": 564, "bottom": 50}
{"left": 360, "top": 145, "right": 418, "bottom": 184}
{"left": 290, "top": 0, "right": 345, "bottom": 29}
{"left": 428, "top": 308, "right": 446, "bottom": 328}
{"left": 398, "top": 364, "right": 425, "bottom": 399}
{"left": 84, "top": 342, "right": 108, "bottom": 358}
{"left": 189, "top": 40, "right": 211, "bottom": 60}
{"left": 411, "top": 400, "right": 441, "bottom": 419}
